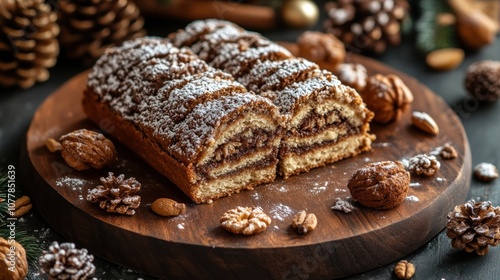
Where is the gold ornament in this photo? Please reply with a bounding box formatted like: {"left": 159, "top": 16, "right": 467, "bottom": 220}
{"left": 0, "top": 237, "right": 28, "bottom": 280}
{"left": 281, "top": 0, "right": 319, "bottom": 28}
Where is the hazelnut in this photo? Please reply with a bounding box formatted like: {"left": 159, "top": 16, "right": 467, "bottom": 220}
{"left": 347, "top": 161, "right": 410, "bottom": 210}
{"left": 474, "top": 162, "right": 499, "bottom": 182}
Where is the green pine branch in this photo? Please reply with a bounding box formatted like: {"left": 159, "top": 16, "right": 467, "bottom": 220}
{"left": 0, "top": 170, "right": 42, "bottom": 263}
{"left": 415, "top": 0, "right": 458, "bottom": 54}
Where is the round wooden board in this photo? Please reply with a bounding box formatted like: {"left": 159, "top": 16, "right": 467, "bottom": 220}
{"left": 24, "top": 52, "right": 470, "bottom": 279}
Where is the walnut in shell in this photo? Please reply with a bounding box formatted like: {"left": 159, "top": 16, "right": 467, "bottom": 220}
{"left": 335, "top": 63, "right": 368, "bottom": 92}
{"left": 360, "top": 74, "right": 414, "bottom": 123}
{"left": 297, "top": 31, "right": 345, "bottom": 69}
{"left": 220, "top": 206, "right": 271, "bottom": 235}
{"left": 59, "top": 129, "right": 117, "bottom": 170}
{"left": 347, "top": 161, "right": 410, "bottom": 210}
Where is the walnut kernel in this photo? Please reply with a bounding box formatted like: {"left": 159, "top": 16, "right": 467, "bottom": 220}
{"left": 151, "top": 198, "right": 186, "bottom": 217}
{"left": 220, "top": 206, "right": 271, "bottom": 235}
{"left": 291, "top": 210, "right": 317, "bottom": 234}
{"left": 394, "top": 260, "right": 415, "bottom": 279}
{"left": 59, "top": 129, "right": 118, "bottom": 170}
{"left": 439, "top": 143, "right": 458, "bottom": 160}
{"left": 347, "top": 161, "right": 410, "bottom": 210}
{"left": 408, "top": 154, "right": 441, "bottom": 176}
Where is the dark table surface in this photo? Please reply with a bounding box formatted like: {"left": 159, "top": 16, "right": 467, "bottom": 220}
{"left": 2, "top": 4, "right": 500, "bottom": 280}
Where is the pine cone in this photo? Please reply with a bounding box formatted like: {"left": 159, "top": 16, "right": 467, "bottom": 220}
{"left": 446, "top": 200, "right": 500, "bottom": 255}
{"left": 324, "top": 0, "right": 409, "bottom": 54}
{"left": 58, "top": 0, "right": 146, "bottom": 66}
{"left": 86, "top": 172, "right": 141, "bottom": 215}
{"left": 0, "top": 0, "right": 59, "bottom": 89}
{"left": 39, "top": 242, "right": 96, "bottom": 280}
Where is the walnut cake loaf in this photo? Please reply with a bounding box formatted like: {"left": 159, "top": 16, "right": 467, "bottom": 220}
{"left": 169, "top": 20, "right": 374, "bottom": 177}
{"left": 83, "top": 37, "right": 286, "bottom": 203}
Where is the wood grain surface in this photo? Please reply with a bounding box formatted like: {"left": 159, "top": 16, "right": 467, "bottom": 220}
{"left": 24, "top": 53, "right": 471, "bottom": 279}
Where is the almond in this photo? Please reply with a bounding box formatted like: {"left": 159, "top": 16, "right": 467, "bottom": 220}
{"left": 425, "top": 48, "right": 464, "bottom": 71}
{"left": 411, "top": 111, "right": 439, "bottom": 135}
{"left": 45, "top": 138, "right": 62, "bottom": 152}
{"left": 151, "top": 198, "right": 186, "bottom": 217}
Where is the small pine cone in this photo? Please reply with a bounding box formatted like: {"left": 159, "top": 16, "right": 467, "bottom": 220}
{"left": 87, "top": 172, "right": 141, "bottom": 215}
{"left": 39, "top": 242, "right": 96, "bottom": 279}
{"left": 408, "top": 154, "right": 440, "bottom": 176}
{"left": 446, "top": 200, "right": 500, "bottom": 255}
{"left": 58, "top": 0, "right": 146, "bottom": 66}
{"left": 0, "top": 0, "right": 59, "bottom": 89}
{"left": 324, "top": 0, "right": 409, "bottom": 54}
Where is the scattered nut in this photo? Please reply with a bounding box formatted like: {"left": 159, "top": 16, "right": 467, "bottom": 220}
{"left": 474, "top": 162, "right": 499, "bottom": 182}
{"left": 331, "top": 197, "right": 356, "bottom": 213}
{"left": 455, "top": 10, "right": 497, "bottom": 50}
{"left": 335, "top": 63, "right": 368, "bottom": 92}
{"left": 12, "top": 196, "right": 33, "bottom": 218}
{"left": 408, "top": 154, "right": 441, "bottom": 176}
{"left": 220, "top": 206, "right": 271, "bottom": 235}
{"left": 411, "top": 111, "right": 439, "bottom": 135}
{"left": 439, "top": 143, "right": 458, "bottom": 160}
{"left": 425, "top": 48, "right": 464, "bottom": 71}
{"left": 151, "top": 198, "right": 186, "bottom": 217}
{"left": 394, "top": 260, "right": 415, "bottom": 279}
{"left": 465, "top": 60, "right": 500, "bottom": 102}
{"left": 45, "top": 138, "right": 62, "bottom": 152}
{"left": 291, "top": 210, "right": 317, "bottom": 234}
{"left": 297, "top": 31, "right": 345, "bottom": 68}
{"left": 59, "top": 129, "right": 118, "bottom": 171}
{"left": 347, "top": 161, "right": 410, "bottom": 210}
{"left": 360, "top": 74, "right": 413, "bottom": 123}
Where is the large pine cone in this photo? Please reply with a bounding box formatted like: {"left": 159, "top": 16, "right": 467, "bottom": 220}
{"left": 0, "top": 0, "right": 59, "bottom": 88}
{"left": 324, "top": 0, "right": 409, "bottom": 54}
{"left": 39, "top": 242, "right": 95, "bottom": 280}
{"left": 86, "top": 172, "right": 141, "bottom": 215}
{"left": 446, "top": 200, "right": 500, "bottom": 255}
{"left": 58, "top": 0, "right": 146, "bottom": 66}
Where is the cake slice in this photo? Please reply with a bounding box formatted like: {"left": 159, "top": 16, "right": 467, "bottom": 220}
{"left": 169, "top": 20, "right": 374, "bottom": 178}
{"left": 83, "top": 37, "right": 285, "bottom": 203}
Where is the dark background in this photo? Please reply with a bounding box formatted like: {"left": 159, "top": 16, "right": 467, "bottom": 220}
{"left": 1, "top": 1, "right": 500, "bottom": 279}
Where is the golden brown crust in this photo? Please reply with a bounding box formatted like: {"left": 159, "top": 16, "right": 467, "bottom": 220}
{"left": 82, "top": 89, "right": 198, "bottom": 199}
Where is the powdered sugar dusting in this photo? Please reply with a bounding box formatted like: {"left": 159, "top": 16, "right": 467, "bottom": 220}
{"left": 87, "top": 36, "right": 282, "bottom": 165}
{"left": 406, "top": 195, "right": 420, "bottom": 202}
{"left": 269, "top": 203, "right": 293, "bottom": 221}
{"left": 56, "top": 176, "right": 87, "bottom": 189}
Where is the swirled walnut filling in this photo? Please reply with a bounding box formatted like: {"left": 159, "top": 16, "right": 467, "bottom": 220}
{"left": 196, "top": 128, "right": 277, "bottom": 179}
{"left": 282, "top": 110, "right": 361, "bottom": 155}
